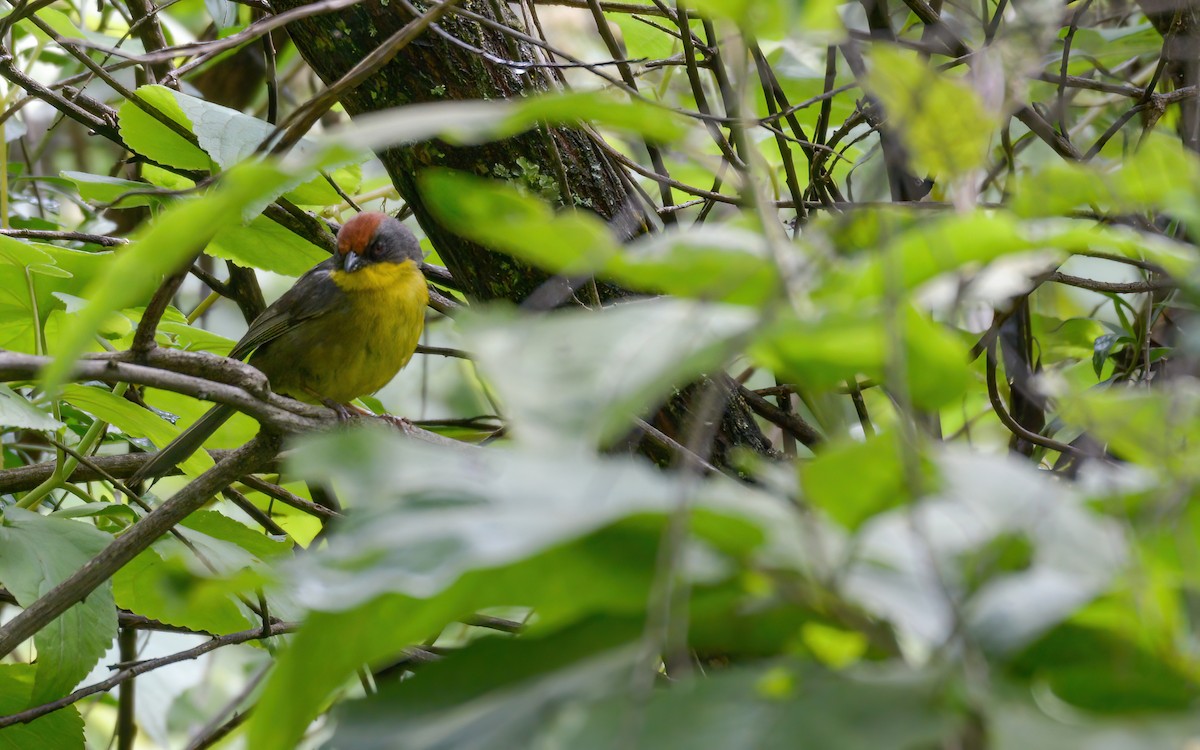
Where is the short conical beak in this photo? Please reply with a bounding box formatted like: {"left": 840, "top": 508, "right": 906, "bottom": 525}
{"left": 343, "top": 250, "right": 363, "bottom": 273}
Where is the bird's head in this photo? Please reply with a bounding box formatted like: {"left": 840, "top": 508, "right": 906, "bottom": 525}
{"left": 336, "top": 212, "right": 423, "bottom": 274}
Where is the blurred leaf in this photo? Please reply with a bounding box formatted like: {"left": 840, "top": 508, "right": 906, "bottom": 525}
{"left": 278, "top": 427, "right": 789, "bottom": 611}
{"left": 425, "top": 171, "right": 782, "bottom": 304}
{"left": 800, "top": 622, "right": 870, "bottom": 669}
{"left": 326, "top": 618, "right": 642, "bottom": 750}
{"left": 612, "top": 11, "right": 676, "bottom": 61}
{"left": 992, "top": 695, "right": 1200, "bottom": 750}
{"left": 818, "top": 212, "right": 1058, "bottom": 302}
{"left": 421, "top": 169, "right": 620, "bottom": 271}
{"left": 802, "top": 431, "right": 931, "bottom": 530}
{"left": 1011, "top": 135, "right": 1200, "bottom": 222}
{"left": 249, "top": 427, "right": 804, "bottom": 750}
{"left": 606, "top": 226, "right": 782, "bottom": 305}
{"left": 342, "top": 90, "right": 687, "bottom": 152}
{"left": 0, "top": 508, "right": 116, "bottom": 703}
{"left": 460, "top": 299, "right": 756, "bottom": 449}
{"left": 845, "top": 450, "right": 1127, "bottom": 652}
{"left": 1008, "top": 624, "right": 1199, "bottom": 712}
{"left": 1058, "top": 385, "right": 1200, "bottom": 475}
{"left": 683, "top": 0, "right": 791, "bottom": 36}
{"left": 866, "top": 46, "right": 997, "bottom": 178}
{"left": 252, "top": 524, "right": 660, "bottom": 750}
{"left": 751, "top": 306, "right": 971, "bottom": 409}
{"left": 328, "top": 641, "right": 951, "bottom": 750}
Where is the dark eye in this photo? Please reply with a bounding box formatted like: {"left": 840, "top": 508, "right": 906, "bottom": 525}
{"left": 367, "top": 241, "right": 383, "bottom": 260}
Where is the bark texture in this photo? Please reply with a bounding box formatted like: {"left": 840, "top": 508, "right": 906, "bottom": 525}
{"left": 272, "top": 0, "right": 640, "bottom": 302}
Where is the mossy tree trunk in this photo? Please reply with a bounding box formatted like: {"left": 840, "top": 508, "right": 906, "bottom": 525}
{"left": 270, "top": 0, "right": 775, "bottom": 465}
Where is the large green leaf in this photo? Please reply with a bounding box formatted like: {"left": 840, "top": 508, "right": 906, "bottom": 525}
{"left": 0, "top": 665, "right": 83, "bottom": 750}
{"left": 459, "top": 299, "right": 757, "bottom": 449}
{"left": 0, "top": 384, "right": 61, "bottom": 431}
{"left": 0, "top": 508, "right": 116, "bottom": 703}
{"left": 247, "top": 426, "right": 803, "bottom": 750}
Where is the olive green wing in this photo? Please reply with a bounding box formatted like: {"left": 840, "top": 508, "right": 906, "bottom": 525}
{"left": 228, "top": 257, "right": 346, "bottom": 361}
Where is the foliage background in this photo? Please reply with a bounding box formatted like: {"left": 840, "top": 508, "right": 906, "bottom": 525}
{"left": 0, "top": 0, "right": 1197, "bottom": 747}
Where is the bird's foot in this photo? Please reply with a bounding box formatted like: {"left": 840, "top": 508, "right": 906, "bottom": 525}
{"left": 379, "top": 414, "right": 416, "bottom": 434}
{"left": 323, "top": 399, "right": 370, "bottom": 423}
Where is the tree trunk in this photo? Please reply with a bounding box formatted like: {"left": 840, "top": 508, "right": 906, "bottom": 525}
{"left": 270, "top": 0, "right": 775, "bottom": 464}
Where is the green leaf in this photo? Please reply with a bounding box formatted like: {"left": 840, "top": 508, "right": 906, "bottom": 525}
{"left": 327, "top": 619, "right": 643, "bottom": 750}
{"left": 1011, "top": 135, "right": 1200, "bottom": 221}
{"left": 343, "top": 90, "right": 687, "bottom": 151}
{"left": 0, "top": 384, "right": 61, "bottom": 431}
{"left": 61, "top": 384, "right": 213, "bottom": 477}
{"left": 844, "top": 450, "right": 1127, "bottom": 653}
{"left": 459, "top": 299, "right": 756, "bottom": 449}
{"left": 119, "top": 85, "right": 368, "bottom": 214}
{"left": 181, "top": 509, "right": 293, "bottom": 562}
{"left": 0, "top": 508, "right": 116, "bottom": 703}
{"left": 61, "top": 171, "right": 163, "bottom": 208}
{"left": 1008, "top": 624, "right": 1199, "bottom": 712}
{"left": 612, "top": 12, "right": 676, "bottom": 61}
{"left": 866, "top": 46, "right": 997, "bottom": 178}
{"left": 1058, "top": 386, "right": 1200, "bottom": 475}
{"left": 111, "top": 546, "right": 255, "bottom": 636}
{"left": 330, "top": 639, "right": 950, "bottom": 750}
{"left": 111, "top": 510, "right": 295, "bottom": 636}
{"left": 751, "top": 306, "right": 971, "bottom": 409}
{"left": 801, "top": 432, "right": 930, "bottom": 530}
{"left": 207, "top": 213, "right": 328, "bottom": 276}
{"left": 817, "top": 212, "right": 1062, "bottom": 303}
{"left": 682, "top": 0, "right": 791, "bottom": 36}
{"left": 421, "top": 169, "right": 621, "bottom": 270}
{"left": 0, "top": 666, "right": 83, "bottom": 750}
{"left": 425, "top": 170, "right": 781, "bottom": 304}
{"left": 118, "top": 87, "right": 210, "bottom": 171}
{"left": 248, "top": 427, "right": 803, "bottom": 750}
{"left": 605, "top": 226, "right": 781, "bottom": 305}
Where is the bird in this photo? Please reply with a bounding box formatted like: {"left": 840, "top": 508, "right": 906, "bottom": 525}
{"left": 130, "top": 212, "right": 429, "bottom": 485}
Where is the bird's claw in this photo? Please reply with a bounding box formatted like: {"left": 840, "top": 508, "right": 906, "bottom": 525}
{"left": 380, "top": 414, "right": 415, "bottom": 433}
{"left": 323, "top": 399, "right": 367, "bottom": 423}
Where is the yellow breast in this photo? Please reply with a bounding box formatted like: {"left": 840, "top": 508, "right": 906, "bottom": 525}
{"left": 258, "top": 260, "right": 428, "bottom": 404}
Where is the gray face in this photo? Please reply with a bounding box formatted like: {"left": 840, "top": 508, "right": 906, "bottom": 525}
{"left": 343, "top": 218, "right": 423, "bottom": 273}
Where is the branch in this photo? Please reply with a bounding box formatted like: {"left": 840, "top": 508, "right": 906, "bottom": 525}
{"left": 0, "top": 450, "right": 237, "bottom": 494}
{"left": 0, "top": 351, "right": 326, "bottom": 434}
{"left": 0, "top": 619, "right": 298, "bottom": 729}
{"left": 0, "top": 229, "right": 128, "bottom": 246}
{"left": 737, "top": 382, "right": 823, "bottom": 447}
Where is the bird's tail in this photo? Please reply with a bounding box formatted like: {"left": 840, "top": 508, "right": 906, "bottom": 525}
{"left": 127, "top": 403, "right": 238, "bottom": 488}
